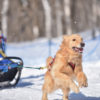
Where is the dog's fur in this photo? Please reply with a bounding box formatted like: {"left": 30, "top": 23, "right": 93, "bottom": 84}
{"left": 42, "top": 34, "right": 88, "bottom": 100}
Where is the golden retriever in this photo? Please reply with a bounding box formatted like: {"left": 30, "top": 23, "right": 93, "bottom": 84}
{"left": 42, "top": 34, "right": 88, "bottom": 100}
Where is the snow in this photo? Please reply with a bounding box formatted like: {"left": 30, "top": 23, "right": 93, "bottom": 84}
{"left": 0, "top": 34, "right": 100, "bottom": 100}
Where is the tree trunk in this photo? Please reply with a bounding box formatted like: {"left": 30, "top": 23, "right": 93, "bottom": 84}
{"left": 1, "top": 0, "right": 9, "bottom": 37}
{"left": 64, "top": 0, "right": 72, "bottom": 35}
{"left": 55, "top": 0, "right": 63, "bottom": 37}
{"left": 42, "top": 0, "right": 52, "bottom": 39}
{"left": 92, "top": 0, "right": 97, "bottom": 38}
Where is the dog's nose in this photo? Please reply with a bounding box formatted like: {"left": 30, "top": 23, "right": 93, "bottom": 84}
{"left": 81, "top": 43, "right": 85, "bottom": 47}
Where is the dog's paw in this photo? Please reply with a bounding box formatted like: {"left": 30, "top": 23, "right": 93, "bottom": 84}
{"left": 79, "top": 80, "right": 88, "bottom": 88}
{"left": 77, "top": 72, "right": 88, "bottom": 88}
{"left": 70, "top": 82, "right": 80, "bottom": 93}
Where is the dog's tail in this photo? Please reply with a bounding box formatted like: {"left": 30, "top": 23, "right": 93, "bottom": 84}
{"left": 46, "top": 56, "right": 53, "bottom": 70}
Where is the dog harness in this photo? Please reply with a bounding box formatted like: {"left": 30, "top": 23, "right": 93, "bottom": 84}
{"left": 48, "top": 57, "right": 55, "bottom": 71}
{"left": 49, "top": 57, "right": 75, "bottom": 71}
{"left": 68, "top": 62, "right": 75, "bottom": 71}
{"left": 49, "top": 58, "right": 55, "bottom": 66}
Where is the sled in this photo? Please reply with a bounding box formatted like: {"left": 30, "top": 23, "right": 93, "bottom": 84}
{"left": 0, "top": 33, "right": 23, "bottom": 88}
{"left": 0, "top": 51, "right": 23, "bottom": 88}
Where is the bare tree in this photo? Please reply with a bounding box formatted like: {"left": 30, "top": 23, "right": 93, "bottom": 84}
{"left": 63, "top": 0, "right": 72, "bottom": 35}
{"left": 1, "top": 0, "right": 9, "bottom": 37}
{"left": 55, "top": 0, "right": 63, "bottom": 37}
{"left": 92, "top": 0, "right": 97, "bottom": 38}
{"left": 42, "top": 0, "right": 52, "bottom": 39}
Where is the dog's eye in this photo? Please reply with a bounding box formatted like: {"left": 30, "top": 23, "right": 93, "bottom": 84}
{"left": 72, "top": 39, "right": 76, "bottom": 41}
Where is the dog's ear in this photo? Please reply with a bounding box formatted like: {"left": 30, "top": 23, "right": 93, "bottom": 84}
{"left": 63, "top": 35, "right": 67, "bottom": 40}
{"left": 60, "top": 35, "right": 69, "bottom": 49}
{"left": 63, "top": 35, "right": 67, "bottom": 44}
{"left": 63, "top": 35, "right": 70, "bottom": 40}
{"left": 63, "top": 35, "right": 70, "bottom": 43}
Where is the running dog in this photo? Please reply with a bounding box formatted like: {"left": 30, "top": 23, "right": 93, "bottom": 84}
{"left": 42, "top": 34, "right": 88, "bottom": 100}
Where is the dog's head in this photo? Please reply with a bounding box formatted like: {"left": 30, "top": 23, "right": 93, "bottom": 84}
{"left": 61, "top": 34, "right": 85, "bottom": 54}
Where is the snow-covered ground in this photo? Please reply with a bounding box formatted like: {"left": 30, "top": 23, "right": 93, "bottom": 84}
{"left": 0, "top": 34, "right": 100, "bottom": 100}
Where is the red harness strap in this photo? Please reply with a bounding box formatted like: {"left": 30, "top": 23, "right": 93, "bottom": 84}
{"left": 48, "top": 57, "right": 55, "bottom": 71}
{"left": 49, "top": 58, "right": 55, "bottom": 66}
{"left": 68, "top": 62, "right": 75, "bottom": 71}
{"left": 48, "top": 57, "right": 75, "bottom": 71}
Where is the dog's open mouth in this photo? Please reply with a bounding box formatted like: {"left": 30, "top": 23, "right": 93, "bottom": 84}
{"left": 72, "top": 47, "right": 83, "bottom": 53}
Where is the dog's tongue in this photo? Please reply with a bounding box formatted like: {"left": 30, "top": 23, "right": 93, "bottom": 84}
{"left": 79, "top": 48, "right": 83, "bottom": 52}
{"left": 73, "top": 47, "right": 84, "bottom": 53}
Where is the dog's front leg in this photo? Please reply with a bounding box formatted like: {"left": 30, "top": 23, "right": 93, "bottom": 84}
{"left": 75, "top": 67, "right": 88, "bottom": 87}
{"left": 62, "top": 88, "right": 70, "bottom": 100}
{"left": 52, "top": 71, "right": 79, "bottom": 93}
{"left": 77, "top": 72, "right": 88, "bottom": 87}
{"left": 75, "top": 65, "right": 88, "bottom": 87}
{"left": 42, "top": 91, "right": 48, "bottom": 100}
